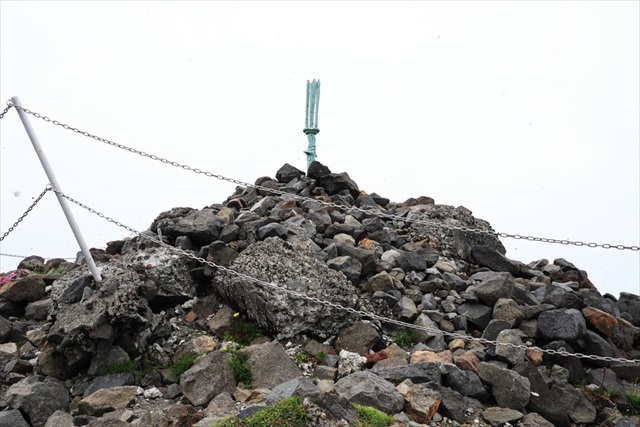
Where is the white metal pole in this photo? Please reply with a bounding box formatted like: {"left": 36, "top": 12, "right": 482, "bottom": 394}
{"left": 11, "top": 96, "right": 102, "bottom": 283}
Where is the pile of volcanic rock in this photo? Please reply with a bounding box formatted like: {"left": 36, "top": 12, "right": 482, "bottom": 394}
{"left": 0, "top": 161, "right": 639, "bottom": 427}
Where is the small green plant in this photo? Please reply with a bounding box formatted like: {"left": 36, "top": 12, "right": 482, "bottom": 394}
{"left": 353, "top": 403, "right": 395, "bottom": 427}
{"left": 223, "top": 315, "right": 263, "bottom": 346}
{"left": 393, "top": 330, "right": 417, "bottom": 347}
{"left": 103, "top": 358, "right": 155, "bottom": 380}
{"left": 578, "top": 383, "right": 618, "bottom": 408}
{"left": 626, "top": 390, "right": 640, "bottom": 416}
{"left": 212, "top": 396, "right": 307, "bottom": 427}
{"left": 104, "top": 359, "right": 140, "bottom": 375}
{"left": 293, "top": 350, "right": 327, "bottom": 366}
{"left": 170, "top": 354, "right": 199, "bottom": 378}
{"left": 223, "top": 347, "right": 252, "bottom": 387}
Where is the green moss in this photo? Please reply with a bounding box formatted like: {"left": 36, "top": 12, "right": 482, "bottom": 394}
{"left": 393, "top": 330, "right": 417, "bottom": 347}
{"left": 170, "top": 354, "right": 199, "bottom": 378}
{"left": 353, "top": 404, "right": 395, "bottom": 427}
{"left": 211, "top": 396, "right": 307, "bottom": 427}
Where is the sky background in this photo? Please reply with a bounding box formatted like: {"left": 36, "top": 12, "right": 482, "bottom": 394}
{"left": 1, "top": 1, "right": 638, "bottom": 297}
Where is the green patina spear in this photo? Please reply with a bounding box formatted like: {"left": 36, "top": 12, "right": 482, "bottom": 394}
{"left": 303, "top": 79, "right": 320, "bottom": 170}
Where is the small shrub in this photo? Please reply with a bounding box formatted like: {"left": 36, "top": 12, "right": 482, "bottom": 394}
{"left": 393, "top": 330, "right": 417, "bottom": 347}
{"left": 212, "top": 396, "right": 307, "bottom": 427}
{"left": 224, "top": 348, "right": 252, "bottom": 387}
{"left": 170, "top": 354, "right": 199, "bottom": 378}
{"left": 627, "top": 390, "right": 640, "bottom": 416}
{"left": 223, "top": 316, "right": 263, "bottom": 346}
{"left": 578, "top": 383, "right": 618, "bottom": 408}
{"left": 292, "top": 350, "right": 325, "bottom": 366}
{"left": 353, "top": 403, "right": 395, "bottom": 427}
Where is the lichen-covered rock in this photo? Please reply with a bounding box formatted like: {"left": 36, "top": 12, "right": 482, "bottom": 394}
{"left": 212, "top": 237, "right": 359, "bottom": 339}
{"left": 406, "top": 204, "right": 506, "bottom": 262}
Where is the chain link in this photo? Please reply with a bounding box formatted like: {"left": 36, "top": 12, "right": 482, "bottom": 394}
{"left": 11, "top": 102, "right": 640, "bottom": 252}
{"left": 0, "top": 186, "right": 52, "bottom": 242}
{"left": 0, "top": 102, "right": 13, "bottom": 120}
{"left": 52, "top": 188, "right": 640, "bottom": 366}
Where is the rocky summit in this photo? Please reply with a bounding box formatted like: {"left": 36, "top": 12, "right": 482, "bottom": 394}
{"left": 1, "top": 161, "right": 639, "bottom": 427}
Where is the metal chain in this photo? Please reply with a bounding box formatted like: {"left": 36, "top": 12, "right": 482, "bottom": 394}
{"left": 53, "top": 188, "right": 640, "bottom": 366}
{"left": 0, "top": 103, "right": 13, "bottom": 120}
{"left": 12, "top": 102, "right": 640, "bottom": 252}
{"left": 0, "top": 186, "right": 52, "bottom": 241}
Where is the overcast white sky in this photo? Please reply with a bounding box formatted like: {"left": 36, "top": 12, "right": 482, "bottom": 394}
{"left": 1, "top": 1, "right": 638, "bottom": 297}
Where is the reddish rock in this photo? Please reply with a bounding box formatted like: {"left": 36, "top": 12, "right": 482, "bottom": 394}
{"left": 581, "top": 307, "right": 618, "bottom": 338}
{"left": 364, "top": 350, "right": 388, "bottom": 368}
{"left": 358, "top": 238, "right": 376, "bottom": 250}
{"left": 525, "top": 348, "right": 544, "bottom": 366}
{"left": 396, "top": 379, "right": 441, "bottom": 424}
{"left": 453, "top": 351, "right": 481, "bottom": 373}
{"left": 185, "top": 311, "right": 197, "bottom": 323}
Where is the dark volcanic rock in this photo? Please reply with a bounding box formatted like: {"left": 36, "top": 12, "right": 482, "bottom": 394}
{"left": 373, "top": 362, "right": 441, "bottom": 385}
{"left": 537, "top": 308, "right": 586, "bottom": 341}
{"left": 471, "top": 245, "right": 522, "bottom": 276}
{"left": 307, "top": 160, "right": 332, "bottom": 181}
{"left": 478, "top": 362, "right": 530, "bottom": 409}
{"left": 472, "top": 272, "right": 515, "bottom": 306}
{"left": 318, "top": 172, "right": 360, "bottom": 199}
{"left": 275, "top": 163, "right": 305, "bottom": 183}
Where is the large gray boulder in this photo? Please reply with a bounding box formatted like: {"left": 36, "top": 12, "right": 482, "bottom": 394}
{"left": 45, "top": 247, "right": 195, "bottom": 375}
{"left": 0, "top": 409, "right": 30, "bottom": 427}
{"left": 406, "top": 204, "right": 506, "bottom": 262}
{"left": 537, "top": 308, "right": 586, "bottom": 341}
{"left": 265, "top": 376, "right": 320, "bottom": 405}
{"left": 472, "top": 272, "right": 515, "bottom": 306}
{"left": 334, "top": 321, "right": 381, "bottom": 355}
{"left": 212, "top": 237, "right": 359, "bottom": 339}
{"left": 239, "top": 340, "right": 302, "bottom": 389}
{"left": 373, "top": 362, "right": 441, "bottom": 385}
{"left": 335, "top": 371, "right": 404, "bottom": 415}
{"left": 180, "top": 351, "right": 236, "bottom": 406}
{"left": 4, "top": 378, "right": 69, "bottom": 427}
{"left": 478, "top": 362, "right": 530, "bottom": 410}
{"left": 154, "top": 208, "right": 223, "bottom": 246}
{"left": 471, "top": 245, "right": 523, "bottom": 276}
